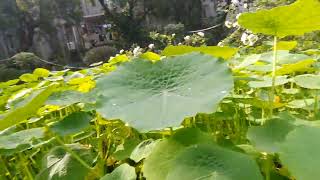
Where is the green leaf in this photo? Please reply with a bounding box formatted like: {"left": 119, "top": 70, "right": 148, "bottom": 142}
{"left": 33, "top": 68, "right": 50, "bottom": 78}
{"left": 130, "top": 139, "right": 160, "bottom": 163}
{"left": 0, "top": 85, "right": 57, "bottom": 130}
{"left": 46, "top": 90, "right": 94, "bottom": 106}
{"left": 247, "top": 65, "right": 273, "bottom": 72}
{"left": 143, "top": 128, "right": 213, "bottom": 180}
{"left": 236, "top": 51, "right": 310, "bottom": 69}
{"left": 19, "top": 73, "right": 39, "bottom": 82}
{"left": 94, "top": 53, "right": 233, "bottom": 131}
{"left": 248, "top": 76, "right": 289, "bottom": 88}
{"left": 162, "top": 45, "right": 238, "bottom": 59}
{"left": 113, "top": 138, "right": 141, "bottom": 161}
{"left": 140, "top": 52, "right": 161, "bottom": 61}
{"left": 276, "top": 59, "right": 315, "bottom": 75}
{"left": 286, "top": 99, "right": 315, "bottom": 109}
{"left": 260, "top": 51, "right": 310, "bottom": 65}
{"left": 238, "top": 0, "right": 320, "bottom": 37}
{"left": 166, "top": 144, "right": 263, "bottom": 180}
{"left": 294, "top": 74, "right": 320, "bottom": 89}
{"left": 0, "top": 128, "right": 45, "bottom": 155}
{"left": 265, "top": 40, "right": 298, "bottom": 50}
{"left": 0, "top": 79, "right": 20, "bottom": 89}
{"left": 279, "top": 126, "right": 320, "bottom": 180}
{"left": 247, "top": 118, "right": 295, "bottom": 153}
{"left": 236, "top": 54, "right": 263, "bottom": 69}
{"left": 100, "top": 164, "right": 136, "bottom": 180}
{"left": 50, "top": 112, "right": 93, "bottom": 136}
{"left": 36, "top": 144, "right": 95, "bottom": 180}
{"left": 275, "top": 41, "right": 298, "bottom": 50}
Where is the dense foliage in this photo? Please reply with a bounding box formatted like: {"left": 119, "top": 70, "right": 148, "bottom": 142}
{"left": 1, "top": 0, "right": 320, "bottom": 179}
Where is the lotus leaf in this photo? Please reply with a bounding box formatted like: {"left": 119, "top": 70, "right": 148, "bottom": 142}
{"left": 143, "top": 128, "right": 213, "bottom": 180}
{"left": 0, "top": 85, "right": 57, "bottom": 130}
{"left": 166, "top": 144, "right": 263, "bottom": 180}
{"left": 50, "top": 112, "right": 93, "bottom": 136}
{"left": 248, "top": 76, "right": 289, "bottom": 88}
{"left": 247, "top": 118, "right": 295, "bottom": 153}
{"left": 94, "top": 53, "right": 233, "bottom": 131}
{"left": 0, "top": 128, "right": 45, "bottom": 155}
{"left": 100, "top": 164, "right": 136, "bottom": 180}
{"left": 162, "top": 46, "right": 238, "bottom": 59}
{"left": 36, "top": 144, "right": 95, "bottom": 180}
{"left": 294, "top": 74, "right": 320, "bottom": 89}
{"left": 279, "top": 126, "right": 320, "bottom": 180}
{"left": 238, "top": 0, "right": 320, "bottom": 37}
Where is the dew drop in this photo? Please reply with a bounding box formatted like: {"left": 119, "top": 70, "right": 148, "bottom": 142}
{"left": 112, "top": 103, "right": 117, "bottom": 106}
{"left": 221, "top": 90, "right": 227, "bottom": 94}
{"left": 188, "top": 87, "right": 192, "bottom": 90}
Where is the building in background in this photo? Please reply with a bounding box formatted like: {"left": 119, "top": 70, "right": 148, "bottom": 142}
{"left": 202, "top": 0, "right": 217, "bottom": 18}
{"left": 79, "top": 0, "right": 112, "bottom": 49}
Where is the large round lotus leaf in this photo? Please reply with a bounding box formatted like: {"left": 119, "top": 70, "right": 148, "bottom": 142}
{"left": 294, "top": 74, "right": 320, "bottom": 89}
{"left": 238, "top": 0, "right": 320, "bottom": 37}
{"left": 143, "top": 128, "right": 213, "bottom": 180}
{"left": 100, "top": 164, "right": 136, "bottom": 180}
{"left": 94, "top": 53, "right": 233, "bottom": 131}
{"left": 279, "top": 126, "right": 320, "bottom": 180}
{"left": 166, "top": 144, "right": 263, "bottom": 180}
{"left": 247, "top": 118, "right": 295, "bottom": 153}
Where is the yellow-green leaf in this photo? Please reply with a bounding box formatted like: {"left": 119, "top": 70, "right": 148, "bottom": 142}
{"left": 238, "top": 0, "right": 320, "bottom": 37}
{"left": 140, "top": 52, "right": 161, "bottom": 61}
{"left": 162, "top": 45, "right": 238, "bottom": 59}
{"left": 276, "top": 59, "right": 315, "bottom": 75}
{"left": 33, "top": 68, "right": 50, "bottom": 78}
{"left": 108, "top": 55, "right": 129, "bottom": 65}
{"left": 0, "top": 84, "right": 57, "bottom": 130}
{"left": 19, "top": 73, "right": 39, "bottom": 82}
{"left": 276, "top": 41, "right": 298, "bottom": 50}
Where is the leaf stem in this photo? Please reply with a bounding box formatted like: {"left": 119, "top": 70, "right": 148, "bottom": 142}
{"left": 55, "top": 136, "right": 94, "bottom": 171}
{"left": 18, "top": 153, "right": 34, "bottom": 180}
{"left": 270, "top": 36, "right": 278, "bottom": 118}
{"left": 314, "top": 90, "right": 318, "bottom": 120}
{"left": 95, "top": 114, "right": 105, "bottom": 176}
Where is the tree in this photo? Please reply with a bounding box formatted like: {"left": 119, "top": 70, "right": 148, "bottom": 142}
{"left": 98, "top": 0, "right": 150, "bottom": 46}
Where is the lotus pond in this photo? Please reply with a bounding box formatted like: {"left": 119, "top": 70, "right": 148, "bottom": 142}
{"left": 1, "top": 0, "right": 320, "bottom": 179}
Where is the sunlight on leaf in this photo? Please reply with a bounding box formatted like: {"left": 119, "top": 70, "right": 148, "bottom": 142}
{"left": 162, "top": 45, "right": 238, "bottom": 59}
{"left": 294, "top": 74, "right": 320, "bottom": 89}
{"left": 238, "top": 0, "right": 320, "bottom": 37}
{"left": 100, "top": 163, "right": 136, "bottom": 180}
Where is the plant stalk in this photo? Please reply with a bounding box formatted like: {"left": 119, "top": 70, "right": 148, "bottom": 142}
{"left": 270, "top": 36, "right": 278, "bottom": 118}
{"left": 314, "top": 90, "right": 318, "bottom": 120}
{"left": 18, "top": 153, "right": 34, "bottom": 180}
{"left": 55, "top": 136, "right": 94, "bottom": 171}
